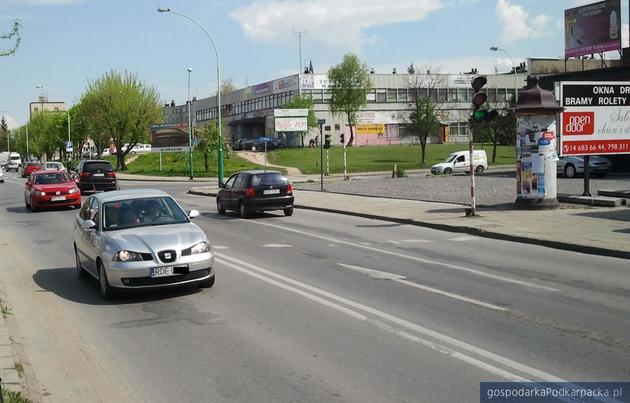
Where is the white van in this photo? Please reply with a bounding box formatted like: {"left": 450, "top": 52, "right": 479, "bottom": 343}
{"left": 6, "top": 152, "right": 22, "bottom": 172}
{"left": 431, "top": 150, "right": 488, "bottom": 175}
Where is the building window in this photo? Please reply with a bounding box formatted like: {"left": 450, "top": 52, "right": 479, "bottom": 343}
{"left": 448, "top": 89, "right": 457, "bottom": 102}
{"left": 335, "top": 124, "right": 340, "bottom": 130}
{"left": 457, "top": 88, "right": 468, "bottom": 102}
{"left": 387, "top": 89, "right": 397, "bottom": 102}
{"left": 438, "top": 88, "right": 447, "bottom": 103}
{"left": 486, "top": 88, "right": 497, "bottom": 103}
{"left": 376, "top": 89, "right": 387, "bottom": 102}
{"left": 367, "top": 89, "right": 376, "bottom": 102}
{"left": 397, "top": 89, "right": 407, "bottom": 102}
{"left": 506, "top": 89, "right": 516, "bottom": 102}
{"left": 497, "top": 88, "right": 507, "bottom": 103}
{"left": 323, "top": 90, "right": 332, "bottom": 102}
{"left": 311, "top": 89, "right": 323, "bottom": 103}
{"left": 429, "top": 88, "right": 438, "bottom": 102}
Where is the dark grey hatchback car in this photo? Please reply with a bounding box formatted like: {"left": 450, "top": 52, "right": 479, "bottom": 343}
{"left": 216, "top": 170, "right": 294, "bottom": 218}
{"left": 75, "top": 159, "right": 119, "bottom": 193}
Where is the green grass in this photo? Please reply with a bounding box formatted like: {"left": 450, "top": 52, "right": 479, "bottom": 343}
{"left": 267, "top": 144, "right": 515, "bottom": 174}
{"left": 2, "top": 389, "right": 31, "bottom": 403}
{"left": 117, "top": 150, "right": 266, "bottom": 177}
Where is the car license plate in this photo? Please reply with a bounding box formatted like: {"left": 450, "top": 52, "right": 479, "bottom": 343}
{"left": 263, "top": 189, "right": 280, "bottom": 195}
{"left": 150, "top": 266, "right": 175, "bottom": 278}
{"left": 51, "top": 196, "right": 66, "bottom": 201}
{"left": 93, "top": 173, "right": 104, "bottom": 177}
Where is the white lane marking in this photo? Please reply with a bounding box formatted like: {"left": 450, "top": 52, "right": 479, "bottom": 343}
{"left": 262, "top": 244, "right": 292, "bottom": 248}
{"left": 212, "top": 245, "right": 229, "bottom": 250}
{"left": 386, "top": 240, "right": 401, "bottom": 244}
{"left": 245, "top": 221, "right": 559, "bottom": 292}
{"left": 338, "top": 263, "right": 506, "bottom": 312}
{"left": 217, "top": 253, "right": 564, "bottom": 382}
{"left": 359, "top": 242, "right": 371, "bottom": 246}
{"left": 400, "top": 239, "right": 432, "bottom": 243}
{"left": 449, "top": 236, "right": 477, "bottom": 242}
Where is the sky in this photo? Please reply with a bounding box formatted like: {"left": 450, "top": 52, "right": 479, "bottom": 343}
{"left": 1, "top": 0, "right": 628, "bottom": 129}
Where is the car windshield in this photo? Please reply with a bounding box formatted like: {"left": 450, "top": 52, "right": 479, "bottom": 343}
{"left": 34, "top": 173, "right": 72, "bottom": 184}
{"left": 45, "top": 163, "right": 63, "bottom": 169}
{"left": 251, "top": 173, "right": 287, "bottom": 186}
{"left": 445, "top": 155, "right": 457, "bottom": 163}
{"left": 102, "top": 196, "right": 189, "bottom": 231}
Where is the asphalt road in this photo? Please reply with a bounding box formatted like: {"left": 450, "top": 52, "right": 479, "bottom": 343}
{"left": 1, "top": 172, "right": 629, "bottom": 402}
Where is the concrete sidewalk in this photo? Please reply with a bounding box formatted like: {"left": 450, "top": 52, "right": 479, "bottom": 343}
{"left": 189, "top": 186, "right": 630, "bottom": 260}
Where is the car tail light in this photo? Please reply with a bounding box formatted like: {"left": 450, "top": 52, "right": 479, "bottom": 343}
{"left": 80, "top": 172, "right": 90, "bottom": 178}
{"left": 106, "top": 171, "right": 116, "bottom": 178}
{"left": 244, "top": 187, "right": 256, "bottom": 198}
{"left": 287, "top": 183, "right": 293, "bottom": 194}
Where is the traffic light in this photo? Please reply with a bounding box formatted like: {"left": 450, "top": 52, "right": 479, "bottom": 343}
{"left": 340, "top": 133, "right": 345, "bottom": 144}
{"left": 470, "top": 76, "right": 498, "bottom": 124}
{"left": 324, "top": 134, "right": 331, "bottom": 149}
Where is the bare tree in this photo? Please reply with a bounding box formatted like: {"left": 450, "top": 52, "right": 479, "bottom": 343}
{"left": 1, "top": 20, "right": 21, "bottom": 57}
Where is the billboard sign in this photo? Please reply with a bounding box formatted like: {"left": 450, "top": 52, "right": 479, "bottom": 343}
{"left": 274, "top": 109, "right": 308, "bottom": 117}
{"left": 150, "top": 123, "right": 193, "bottom": 152}
{"left": 356, "top": 124, "right": 385, "bottom": 135}
{"left": 559, "top": 81, "right": 630, "bottom": 156}
{"left": 564, "top": 0, "right": 621, "bottom": 58}
{"left": 274, "top": 117, "right": 308, "bottom": 132}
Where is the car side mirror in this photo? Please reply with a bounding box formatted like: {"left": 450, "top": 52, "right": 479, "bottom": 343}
{"left": 81, "top": 220, "right": 96, "bottom": 230}
{"left": 188, "top": 209, "right": 200, "bottom": 219}
{"left": 218, "top": 183, "right": 225, "bottom": 189}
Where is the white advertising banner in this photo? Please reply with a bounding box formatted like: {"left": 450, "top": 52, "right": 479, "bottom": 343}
{"left": 275, "top": 117, "right": 308, "bottom": 132}
{"left": 299, "top": 74, "right": 331, "bottom": 90}
{"left": 355, "top": 111, "right": 405, "bottom": 124}
{"left": 559, "top": 81, "right": 630, "bottom": 156}
{"left": 274, "top": 109, "right": 308, "bottom": 117}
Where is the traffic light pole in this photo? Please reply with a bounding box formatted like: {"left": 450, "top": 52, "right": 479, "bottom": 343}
{"left": 325, "top": 149, "right": 329, "bottom": 176}
{"left": 468, "top": 122, "right": 476, "bottom": 216}
{"left": 319, "top": 122, "right": 324, "bottom": 191}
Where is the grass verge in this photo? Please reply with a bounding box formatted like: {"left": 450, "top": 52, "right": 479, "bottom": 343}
{"left": 267, "top": 143, "right": 515, "bottom": 174}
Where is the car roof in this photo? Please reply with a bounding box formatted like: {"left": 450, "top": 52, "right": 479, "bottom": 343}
{"left": 237, "top": 170, "right": 283, "bottom": 175}
{"left": 92, "top": 189, "right": 171, "bottom": 203}
{"left": 82, "top": 159, "right": 111, "bottom": 163}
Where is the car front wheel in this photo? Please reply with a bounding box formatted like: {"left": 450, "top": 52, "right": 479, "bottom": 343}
{"left": 97, "top": 261, "right": 114, "bottom": 299}
{"left": 475, "top": 166, "right": 485, "bottom": 175}
{"left": 216, "top": 198, "right": 226, "bottom": 215}
{"left": 443, "top": 168, "right": 453, "bottom": 175}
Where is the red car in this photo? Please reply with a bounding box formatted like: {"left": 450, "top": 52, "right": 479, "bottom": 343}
{"left": 21, "top": 162, "right": 42, "bottom": 178}
{"left": 24, "top": 170, "right": 82, "bottom": 212}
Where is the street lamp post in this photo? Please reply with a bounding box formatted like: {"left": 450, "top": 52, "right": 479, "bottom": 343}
{"left": 158, "top": 7, "right": 224, "bottom": 185}
{"left": 490, "top": 46, "right": 519, "bottom": 100}
{"left": 36, "top": 84, "right": 71, "bottom": 156}
{"left": 1, "top": 111, "right": 8, "bottom": 153}
{"left": 187, "top": 67, "right": 193, "bottom": 180}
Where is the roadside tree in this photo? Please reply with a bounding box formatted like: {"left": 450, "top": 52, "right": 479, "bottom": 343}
{"left": 328, "top": 53, "right": 372, "bottom": 146}
{"left": 1, "top": 20, "right": 21, "bottom": 57}
{"left": 195, "top": 120, "right": 219, "bottom": 173}
{"left": 405, "top": 73, "right": 445, "bottom": 167}
{"left": 79, "top": 70, "right": 163, "bottom": 170}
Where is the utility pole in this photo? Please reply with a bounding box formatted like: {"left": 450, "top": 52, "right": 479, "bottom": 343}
{"left": 293, "top": 29, "right": 308, "bottom": 73}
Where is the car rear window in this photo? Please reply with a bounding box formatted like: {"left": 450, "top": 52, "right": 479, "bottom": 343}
{"left": 84, "top": 161, "right": 113, "bottom": 172}
{"left": 27, "top": 163, "right": 41, "bottom": 167}
{"left": 251, "top": 173, "right": 287, "bottom": 186}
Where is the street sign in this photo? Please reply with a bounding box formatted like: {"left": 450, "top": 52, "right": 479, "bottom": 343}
{"left": 318, "top": 119, "right": 326, "bottom": 125}
{"left": 65, "top": 141, "right": 73, "bottom": 153}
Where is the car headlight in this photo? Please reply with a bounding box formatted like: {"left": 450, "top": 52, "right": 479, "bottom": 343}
{"left": 113, "top": 250, "right": 144, "bottom": 262}
{"left": 36, "top": 191, "right": 46, "bottom": 196}
{"left": 191, "top": 241, "right": 211, "bottom": 254}
{"left": 68, "top": 187, "right": 79, "bottom": 194}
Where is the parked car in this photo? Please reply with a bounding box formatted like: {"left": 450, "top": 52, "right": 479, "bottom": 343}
{"left": 75, "top": 159, "right": 118, "bottom": 193}
{"left": 216, "top": 170, "right": 294, "bottom": 218}
{"left": 42, "top": 161, "right": 65, "bottom": 171}
{"left": 556, "top": 155, "right": 613, "bottom": 178}
{"left": 24, "top": 170, "right": 81, "bottom": 212}
{"left": 73, "top": 189, "right": 215, "bottom": 298}
{"left": 21, "top": 162, "right": 42, "bottom": 178}
{"left": 232, "top": 138, "right": 255, "bottom": 151}
{"left": 431, "top": 150, "right": 488, "bottom": 175}
{"left": 102, "top": 149, "right": 110, "bottom": 157}
{"left": 0, "top": 167, "right": 4, "bottom": 183}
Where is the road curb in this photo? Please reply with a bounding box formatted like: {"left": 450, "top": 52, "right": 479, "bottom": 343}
{"left": 0, "top": 296, "right": 24, "bottom": 394}
{"left": 188, "top": 189, "right": 630, "bottom": 260}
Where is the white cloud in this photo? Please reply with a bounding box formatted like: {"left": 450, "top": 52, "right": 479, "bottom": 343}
{"left": 231, "top": 0, "right": 443, "bottom": 51}
{"left": 495, "top": 0, "right": 551, "bottom": 44}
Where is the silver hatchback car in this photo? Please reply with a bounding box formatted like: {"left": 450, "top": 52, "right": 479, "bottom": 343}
{"left": 73, "top": 189, "right": 215, "bottom": 298}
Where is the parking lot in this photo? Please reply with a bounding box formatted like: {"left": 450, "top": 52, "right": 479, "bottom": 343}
{"left": 295, "top": 168, "right": 630, "bottom": 207}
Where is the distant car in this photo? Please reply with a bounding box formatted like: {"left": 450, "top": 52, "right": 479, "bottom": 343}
{"left": 256, "top": 137, "right": 285, "bottom": 150}
{"left": 102, "top": 149, "right": 110, "bottom": 157}
{"left": 232, "top": 138, "right": 255, "bottom": 151}
{"left": 216, "top": 170, "right": 294, "bottom": 218}
{"left": 75, "top": 159, "right": 118, "bottom": 193}
{"left": 21, "top": 162, "right": 42, "bottom": 178}
{"left": 7, "top": 153, "right": 22, "bottom": 172}
{"left": 73, "top": 189, "right": 215, "bottom": 299}
{"left": 42, "top": 161, "right": 65, "bottom": 171}
{"left": 0, "top": 167, "right": 4, "bottom": 183}
{"left": 24, "top": 170, "right": 81, "bottom": 212}
{"left": 556, "top": 155, "right": 613, "bottom": 178}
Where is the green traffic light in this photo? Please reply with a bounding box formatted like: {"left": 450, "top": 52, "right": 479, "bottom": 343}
{"left": 472, "top": 109, "right": 498, "bottom": 122}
